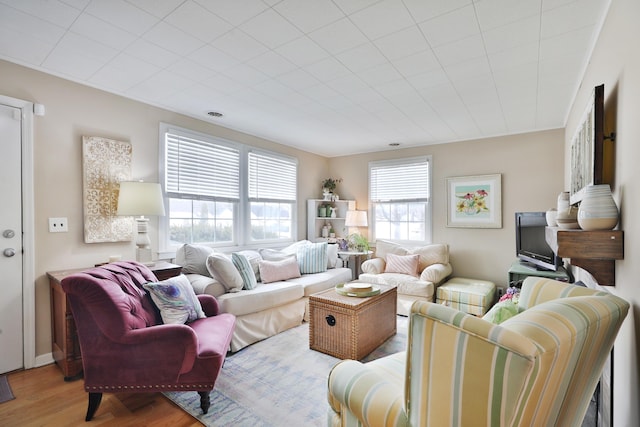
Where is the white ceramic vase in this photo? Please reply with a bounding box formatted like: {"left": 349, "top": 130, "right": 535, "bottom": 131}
{"left": 577, "top": 184, "right": 619, "bottom": 231}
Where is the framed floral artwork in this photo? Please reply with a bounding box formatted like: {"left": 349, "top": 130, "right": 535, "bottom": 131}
{"left": 446, "top": 174, "right": 502, "bottom": 228}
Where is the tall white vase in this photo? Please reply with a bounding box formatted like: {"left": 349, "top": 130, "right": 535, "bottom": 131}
{"left": 577, "top": 184, "right": 619, "bottom": 231}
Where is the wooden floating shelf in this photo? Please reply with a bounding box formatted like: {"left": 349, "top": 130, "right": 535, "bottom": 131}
{"left": 545, "top": 227, "right": 624, "bottom": 286}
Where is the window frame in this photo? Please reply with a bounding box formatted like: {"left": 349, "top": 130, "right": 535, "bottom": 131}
{"left": 159, "top": 123, "right": 297, "bottom": 256}
{"left": 368, "top": 155, "right": 432, "bottom": 245}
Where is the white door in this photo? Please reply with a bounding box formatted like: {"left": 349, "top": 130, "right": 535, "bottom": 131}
{"left": 0, "top": 103, "right": 23, "bottom": 374}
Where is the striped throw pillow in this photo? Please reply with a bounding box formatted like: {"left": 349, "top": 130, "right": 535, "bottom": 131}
{"left": 385, "top": 253, "right": 420, "bottom": 276}
{"left": 297, "top": 242, "right": 328, "bottom": 274}
{"left": 232, "top": 252, "right": 258, "bottom": 290}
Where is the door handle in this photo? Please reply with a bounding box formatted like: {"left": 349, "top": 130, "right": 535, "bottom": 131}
{"left": 3, "top": 248, "right": 16, "bottom": 257}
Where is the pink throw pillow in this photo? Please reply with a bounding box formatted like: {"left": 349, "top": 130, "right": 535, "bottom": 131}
{"left": 259, "top": 257, "right": 301, "bottom": 284}
{"left": 384, "top": 253, "right": 420, "bottom": 276}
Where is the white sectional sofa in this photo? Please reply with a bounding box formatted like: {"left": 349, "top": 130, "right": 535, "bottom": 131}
{"left": 175, "top": 240, "right": 352, "bottom": 352}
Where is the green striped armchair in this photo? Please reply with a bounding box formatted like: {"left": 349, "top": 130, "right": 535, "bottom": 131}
{"left": 327, "top": 277, "right": 629, "bottom": 427}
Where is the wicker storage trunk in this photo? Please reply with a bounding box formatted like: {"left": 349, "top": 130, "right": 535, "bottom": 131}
{"left": 309, "top": 284, "right": 396, "bottom": 359}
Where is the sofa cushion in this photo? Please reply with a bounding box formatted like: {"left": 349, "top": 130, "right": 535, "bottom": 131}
{"left": 260, "top": 248, "right": 296, "bottom": 261}
{"left": 259, "top": 257, "right": 302, "bottom": 283}
{"left": 206, "top": 253, "right": 244, "bottom": 292}
{"left": 175, "top": 243, "right": 215, "bottom": 276}
{"left": 287, "top": 267, "right": 353, "bottom": 297}
{"left": 186, "top": 273, "right": 226, "bottom": 297}
{"left": 384, "top": 253, "right": 420, "bottom": 276}
{"left": 217, "top": 281, "right": 304, "bottom": 317}
{"left": 374, "top": 241, "right": 449, "bottom": 272}
{"left": 297, "top": 241, "right": 328, "bottom": 274}
{"left": 359, "top": 272, "right": 435, "bottom": 300}
{"left": 232, "top": 252, "right": 258, "bottom": 290}
{"left": 143, "top": 275, "right": 206, "bottom": 324}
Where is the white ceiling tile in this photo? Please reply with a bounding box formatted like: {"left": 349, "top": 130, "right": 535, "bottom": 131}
{"left": 336, "top": 42, "right": 387, "bottom": 73}
{"left": 275, "top": 36, "right": 329, "bottom": 67}
{"left": 188, "top": 44, "right": 239, "bottom": 72}
{"left": 247, "top": 51, "right": 297, "bottom": 77}
{"left": 391, "top": 49, "right": 440, "bottom": 77}
{"left": 475, "top": 0, "right": 542, "bottom": 31}
{"left": 350, "top": 0, "right": 415, "bottom": 40}
{"left": 332, "top": 0, "right": 382, "bottom": 15}
{"left": 274, "top": 0, "right": 344, "bottom": 33}
{"left": 403, "top": 0, "right": 472, "bottom": 23}
{"left": 488, "top": 42, "right": 539, "bottom": 72}
{"left": 303, "top": 57, "right": 352, "bottom": 82}
{"left": 433, "top": 34, "right": 486, "bottom": 66}
{"left": 200, "top": 72, "right": 245, "bottom": 95}
{"left": 309, "top": 18, "right": 368, "bottom": 55}
{"left": 60, "top": 0, "right": 91, "bottom": 9}
{"left": 299, "top": 84, "right": 341, "bottom": 103}
{"left": 164, "top": 1, "right": 233, "bottom": 42}
{"left": 89, "top": 53, "right": 160, "bottom": 92}
{"left": 212, "top": 28, "right": 269, "bottom": 62}
{"left": 2, "top": 0, "right": 80, "bottom": 27}
{"left": 240, "top": 9, "right": 303, "bottom": 48}
{"left": 70, "top": 13, "right": 136, "bottom": 50}
{"left": 482, "top": 15, "right": 540, "bottom": 55}
{"left": 405, "top": 67, "right": 449, "bottom": 90}
{"left": 539, "top": 26, "right": 593, "bottom": 63}
{"left": 0, "top": 3, "right": 66, "bottom": 44}
{"left": 194, "top": 0, "right": 269, "bottom": 26}
{"left": 374, "top": 26, "right": 429, "bottom": 61}
{"left": 86, "top": 0, "right": 158, "bottom": 36}
{"left": 127, "top": 69, "right": 195, "bottom": 102}
{"left": 125, "top": 0, "right": 185, "bottom": 18}
{"left": 42, "top": 32, "right": 117, "bottom": 79}
{"left": 358, "top": 62, "right": 403, "bottom": 86}
{"left": 142, "top": 21, "right": 205, "bottom": 55}
{"left": 541, "top": 1, "right": 601, "bottom": 39}
{"left": 220, "top": 63, "right": 269, "bottom": 85}
{"left": 275, "top": 68, "right": 321, "bottom": 91}
{"left": 444, "top": 56, "right": 492, "bottom": 82}
{"left": 166, "top": 57, "right": 217, "bottom": 81}
{"left": 419, "top": 5, "right": 479, "bottom": 47}
{"left": 125, "top": 38, "right": 181, "bottom": 68}
{"left": 374, "top": 78, "right": 416, "bottom": 98}
{"left": 455, "top": 76, "right": 500, "bottom": 106}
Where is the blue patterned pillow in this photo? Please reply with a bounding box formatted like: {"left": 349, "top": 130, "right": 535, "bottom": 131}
{"left": 232, "top": 252, "right": 258, "bottom": 290}
{"left": 297, "top": 242, "right": 328, "bottom": 274}
{"left": 143, "top": 275, "right": 205, "bottom": 324}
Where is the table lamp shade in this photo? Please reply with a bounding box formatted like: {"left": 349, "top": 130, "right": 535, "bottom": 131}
{"left": 117, "top": 181, "right": 165, "bottom": 217}
{"left": 345, "top": 210, "right": 368, "bottom": 228}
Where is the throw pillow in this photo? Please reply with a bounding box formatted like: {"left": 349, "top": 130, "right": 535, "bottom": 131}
{"left": 206, "top": 253, "right": 244, "bottom": 292}
{"left": 175, "top": 243, "right": 215, "bottom": 277}
{"left": 297, "top": 241, "right": 328, "bottom": 274}
{"left": 143, "top": 275, "right": 205, "bottom": 324}
{"left": 259, "top": 257, "right": 301, "bottom": 284}
{"left": 232, "top": 252, "right": 258, "bottom": 290}
{"left": 384, "top": 253, "right": 420, "bottom": 276}
{"left": 237, "top": 249, "right": 262, "bottom": 282}
{"left": 259, "top": 248, "right": 296, "bottom": 262}
{"left": 482, "top": 300, "right": 520, "bottom": 324}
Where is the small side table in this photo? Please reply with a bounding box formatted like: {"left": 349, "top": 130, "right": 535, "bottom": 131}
{"left": 337, "top": 250, "right": 373, "bottom": 280}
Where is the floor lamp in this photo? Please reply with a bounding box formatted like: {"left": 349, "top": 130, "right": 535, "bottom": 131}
{"left": 117, "top": 181, "right": 165, "bottom": 264}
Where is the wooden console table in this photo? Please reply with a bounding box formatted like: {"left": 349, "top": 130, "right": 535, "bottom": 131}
{"left": 47, "top": 261, "right": 182, "bottom": 380}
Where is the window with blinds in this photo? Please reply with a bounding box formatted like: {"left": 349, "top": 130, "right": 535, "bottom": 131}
{"left": 247, "top": 150, "right": 297, "bottom": 242}
{"left": 369, "top": 156, "right": 432, "bottom": 243}
{"left": 159, "top": 123, "right": 297, "bottom": 249}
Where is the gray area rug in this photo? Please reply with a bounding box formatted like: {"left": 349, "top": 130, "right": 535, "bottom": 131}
{"left": 165, "top": 316, "right": 408, "bottom": 426}
{"left": 0, "top": 376, "right": 15, "bottom": 404}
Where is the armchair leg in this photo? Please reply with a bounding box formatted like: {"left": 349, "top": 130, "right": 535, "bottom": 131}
{"left": 198, "top": 391, "right": 211, "bottom": 414}
{"left": 85, "top": 392, "right": 102, "bottom": 421}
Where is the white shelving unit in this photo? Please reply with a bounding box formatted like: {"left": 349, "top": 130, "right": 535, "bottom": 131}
{"left": 307, "top": 199, "right": 356, "bottom": 242}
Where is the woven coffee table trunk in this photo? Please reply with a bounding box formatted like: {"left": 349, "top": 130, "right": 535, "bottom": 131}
{"left": 309, "top": 284, "right": 396, "bottom": 359}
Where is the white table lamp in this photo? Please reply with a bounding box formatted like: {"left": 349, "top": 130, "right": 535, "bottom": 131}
{"left": 345, "top": 210, "right": 368, "bottom": 236}
{"left": 117, "top": 181, "right": 165, "bottom": 263}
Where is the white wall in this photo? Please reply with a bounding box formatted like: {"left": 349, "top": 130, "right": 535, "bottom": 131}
{"left": 563, "top": 0, "right": 640, "bottom": 423}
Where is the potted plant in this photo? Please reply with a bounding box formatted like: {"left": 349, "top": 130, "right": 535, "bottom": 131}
{"left": 347, "top": 233, "right": 370, "bottom": 252}
{"left": 321, "top": 177, "right": 342, "bottom": 200}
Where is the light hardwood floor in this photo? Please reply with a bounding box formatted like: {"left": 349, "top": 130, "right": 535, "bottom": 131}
{"left": 0, "top": 364, "right": 203, "bottom": 427}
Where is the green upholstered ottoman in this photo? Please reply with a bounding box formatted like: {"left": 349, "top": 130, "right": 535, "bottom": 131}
{"left": 436, "top": 277, "right": 496, "bottom": 316}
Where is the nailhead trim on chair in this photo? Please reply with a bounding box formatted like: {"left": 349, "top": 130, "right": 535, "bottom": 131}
{"left": 85, "top": 384, "right": 214, "bottom": 391}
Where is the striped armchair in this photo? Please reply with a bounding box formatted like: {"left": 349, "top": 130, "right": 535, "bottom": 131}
{"left": 327, "top": 277, "right": 629, "bottom": 427}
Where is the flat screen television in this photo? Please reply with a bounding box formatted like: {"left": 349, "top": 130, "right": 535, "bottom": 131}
{"left": 515, "top": 212, "right": 561, "bottom": 271}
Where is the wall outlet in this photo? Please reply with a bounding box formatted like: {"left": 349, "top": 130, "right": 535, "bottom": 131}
{"left": 48, "top": 217, "right": 68, "bottom": 233}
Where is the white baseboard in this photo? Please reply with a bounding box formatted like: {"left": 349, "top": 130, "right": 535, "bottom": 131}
{"left": 34, "top": 353, "right": 54, "bottom": 368}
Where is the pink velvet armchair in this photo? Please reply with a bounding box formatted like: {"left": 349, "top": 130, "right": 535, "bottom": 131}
{"left": 61, "top": 261, "right": 235, "bottom": 421}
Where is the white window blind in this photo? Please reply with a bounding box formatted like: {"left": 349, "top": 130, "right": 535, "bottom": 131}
{"left": 248, "top": 151, "right": 297, "bottom": 201}
{"left": 165, "top": 132, "right": 240, "bottom": 200}
{"left": 370, "top": 157, "right": 430, "bottom": 202}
